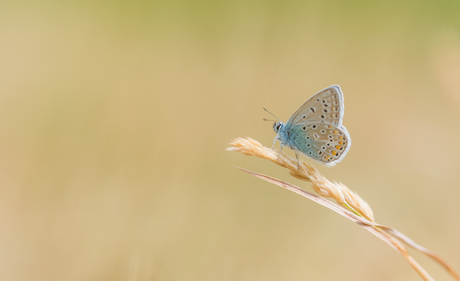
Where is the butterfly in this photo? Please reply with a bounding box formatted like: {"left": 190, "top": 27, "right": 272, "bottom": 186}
{"left": 266, "top": 85, "right": 351, "bottom": 167}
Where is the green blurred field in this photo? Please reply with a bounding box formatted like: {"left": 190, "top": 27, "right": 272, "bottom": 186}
{"left": 0, "top": 1, "right": 459, "bottom": 280}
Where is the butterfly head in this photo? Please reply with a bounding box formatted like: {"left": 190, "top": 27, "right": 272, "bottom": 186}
{"left": 263, "top": 107, "right": 283, "bottom": 134}
{"left": 273, "top": 122, "right": 283, "bottom": 133}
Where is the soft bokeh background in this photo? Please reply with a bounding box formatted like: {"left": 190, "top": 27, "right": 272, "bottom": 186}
{"left": 0, "top": 1, "right": 459, "bottom": 280}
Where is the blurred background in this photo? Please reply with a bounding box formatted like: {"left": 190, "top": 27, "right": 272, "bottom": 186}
{"left": 0, "top": 0, "right": 459, "bottom": 280}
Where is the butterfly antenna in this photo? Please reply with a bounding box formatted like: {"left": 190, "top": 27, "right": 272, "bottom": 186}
{"left": 263, "top": 107, "right": 280, "bottom": 122}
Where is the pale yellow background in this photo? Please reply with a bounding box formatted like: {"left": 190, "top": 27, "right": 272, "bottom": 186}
{"left": 0, "top": 1, "right": 459, "bottom": 280}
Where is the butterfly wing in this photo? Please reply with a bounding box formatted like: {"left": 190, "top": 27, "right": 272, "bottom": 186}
{"left": 286, "top": 85, "right": 345, "bottom": 127}
{"left": 287, "top": 122, "right": 351, "bottom": 166}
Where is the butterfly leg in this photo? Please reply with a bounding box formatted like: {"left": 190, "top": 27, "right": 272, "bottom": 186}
{"left": 278, "top": 143, "right": 283, "bottom": 159}
{"left": 271, "top": 137, "right": 277, "bottom": 150}
{"left": 295, "top": 150, "right": 301, "bottom": 170}
{"left": 272, "top": 137, "right": 282, "bottom": 158}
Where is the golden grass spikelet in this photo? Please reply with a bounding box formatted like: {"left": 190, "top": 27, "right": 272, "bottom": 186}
{"left": 227, "top": 137, "right": 374, "bottom": 221}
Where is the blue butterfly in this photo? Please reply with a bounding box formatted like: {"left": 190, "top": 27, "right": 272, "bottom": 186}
{"left": 266, "top": 85, "right": 351, "bottom": 166}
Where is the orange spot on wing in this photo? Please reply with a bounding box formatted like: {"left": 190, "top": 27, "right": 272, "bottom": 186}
{"left": 333, "top": 130, "right": 339, "bottom": 134}
{"left": 332, "top": 150, "right": 337, "bottom": 155}
{"left": 339, "top": 141, "right": 344, "bottom": 145}
{"left": 335, "top": 145, "right": 341, "bottom": 150}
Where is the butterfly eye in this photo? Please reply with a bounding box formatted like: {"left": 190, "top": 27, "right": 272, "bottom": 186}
{"left": 320, "top": 129, "right": 326, "bottom": 134}
{"left": 302, "top": 127, "right": 306, "bottom": 131}
{"left": 320, "top": 115, "right": 325, "bottom": 119}
{"left": 302, "top": 115, "right": 306, "bottom": 118}
{"left": 323, "top": 109, "right": 328, "bottom": 113}
{"left": 312, "top": 124, "right": 317, "bottom": 129}
{"left": 316, "top": 98, "right": 320, "bottom": 102}
{"left": 310, "top": 107, "right": 315, "bottom": 113}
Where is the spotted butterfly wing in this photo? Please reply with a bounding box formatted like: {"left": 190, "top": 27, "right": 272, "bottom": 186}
{"left": 286, "top": 85, "right": 344, "bottom": 127}
{"left": 287, "top": 122, "right": 351, "bottom": 166}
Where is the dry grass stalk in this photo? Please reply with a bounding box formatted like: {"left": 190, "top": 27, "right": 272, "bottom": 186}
{"left": 227, "top": 137, "right": 460, "bottom": 281}
{"left": 227, "top": 137, "right": 374, "bottom": 221}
